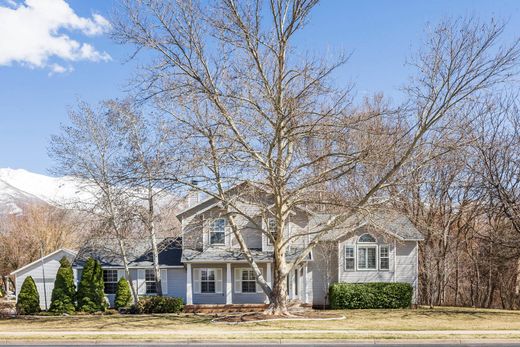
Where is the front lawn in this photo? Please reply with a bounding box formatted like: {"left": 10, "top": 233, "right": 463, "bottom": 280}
{"left": 1, "top": 306, "right": 520, "bottom": 341}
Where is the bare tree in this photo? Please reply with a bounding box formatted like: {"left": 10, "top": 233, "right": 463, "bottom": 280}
{"left": 49, "top": 101, "right": 140, "bottom": 304}
{"left": 0, "top": 203, "right": 81, "bottom": 292}
{"left": 107, "top": 100, "right": 182, "bottom": 295}
{"left": 113, "top": 1, "right": 520, "bottom": 314}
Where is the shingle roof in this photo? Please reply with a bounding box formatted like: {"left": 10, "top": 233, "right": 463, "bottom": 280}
{"left": 181, "top": 247, "right": 303, "bottom": 263}
{"left": 321, "top": 209, "right": 424, "bottom": 241}
{"left": 73, "top": 236, "right": 182, "bottom": 267}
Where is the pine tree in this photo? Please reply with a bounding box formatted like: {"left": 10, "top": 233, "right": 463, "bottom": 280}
{"left": 49, "top": 257, "right": 76, "bottom": 314}
{"left": 16, "top": 276, "right": 41, "bottom": 315}
{"left": 76, "top": 258, "right": 107, "bottom": 312}
{"left": 114, "top": 277, "right": 132, "bottom": 309}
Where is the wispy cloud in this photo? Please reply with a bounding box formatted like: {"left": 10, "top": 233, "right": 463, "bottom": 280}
{"left": 0, "top": 0, "right": 111, "bottom": 74}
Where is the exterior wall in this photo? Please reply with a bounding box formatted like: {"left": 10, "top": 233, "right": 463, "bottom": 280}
{"left": 167, "top": 268, "right": 187, "bottom": 302}
{"left": 14, "top": 250, "right": 76, "bottom": 310}
{"left": 231, "top": 263, "right": 268, "bottom": 304}
{"left": 335, "top": 227, "right": 419, "bottom": 304}
{"left": 190, "top": 263, "right": 226, "bottom": 304}
{"left": 310, "top": 242, "right": 338, "bottom": 307}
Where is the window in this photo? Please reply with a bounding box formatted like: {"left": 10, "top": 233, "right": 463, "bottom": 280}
{"left": 103, "top": 269, "right": 118, "bottom": 294}
{"left": 345, "top": 246, "right": 355, "bottom": 270}
{"left": 359, "top": 233, "right": 376, "bottom": 243}
{"left": 240, "top": 269, "right": 256, "bottom": 293}
{"left": 380, "top": 245, "right": 390, "bottom": 270}
{"left": 145, "top": 269, "right": 157, "bottom": 294}
{"left": 266, "top": 218, "right": 277, "bottom": 245}
{"left": 201, "top": 269, "right": 216, "bottom": 293}
{"left": 357, "top": 246, "right": 377, "bottom": 270}
{"left": 210, "top": 218, "right": 226, "bottom": 245}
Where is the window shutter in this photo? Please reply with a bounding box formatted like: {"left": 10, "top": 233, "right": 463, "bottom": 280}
{"left": 215, "top": 268, "right": 223, "bottom": 293}
{"left": 193, "top": 268, "right": 201, "bottom": 294}
{"left": 161, "top": 269, "right": 168, "bottom": 295}
{"left": 256, "top": 268, "right": 264, "bottom": 293}
{"left": 225, "top": 226, "right": 232, "bottom": 247}
{"left": 234, "top": 268, "right": 241, "bottom": 293}
{"left": 117, "top": 269, "right": 126, "bottom": 280}
{"left": 137, "top": 269, "right": 146, "bottom": 295}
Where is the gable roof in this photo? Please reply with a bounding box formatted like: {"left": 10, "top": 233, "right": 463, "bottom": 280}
{"left": 73, "top": 237, "right": 182, "bottom": 268}
{"left": 321, "top": 209, "right": 424, "bottom": 241}
{"left": 11, "top": 248, "right": 77, "bottom": 276}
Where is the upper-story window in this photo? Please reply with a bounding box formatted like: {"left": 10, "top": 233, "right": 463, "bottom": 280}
{"left": 358, "top": 233, "right": 376, "bottom": 243}
{"left": 266, "top": 218, "right": 277, "bottom": 245}
{"left": 210, "top": 218, "right": 226, "bottom": 245}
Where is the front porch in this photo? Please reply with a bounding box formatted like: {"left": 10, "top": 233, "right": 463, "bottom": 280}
{"left": 185, "top": 262, "right": 311, "bottom": 306}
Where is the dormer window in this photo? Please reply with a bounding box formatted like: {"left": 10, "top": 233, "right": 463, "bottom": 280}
{"left": 210, "top": 218, "right": 226, "bottom": 245}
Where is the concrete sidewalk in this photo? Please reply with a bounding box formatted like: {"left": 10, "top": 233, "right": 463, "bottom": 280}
{"left": 1, "top": 329, "right": 520, "bottom": 336}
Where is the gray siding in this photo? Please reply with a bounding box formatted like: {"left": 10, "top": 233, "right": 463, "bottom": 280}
{"left": 191, "top": 263, "right": 226, "bottom": 304}
{"left": 167, "top": 268, "right": 187, "bottom": 302}
{"left": 14, "top": 250, "right": 76, "bottom": 310}
{"left": 231, "top": 263, "right": 268, "bottom": 304}
{"left": 310, "top": 242, "right": 338, "bottom": 306}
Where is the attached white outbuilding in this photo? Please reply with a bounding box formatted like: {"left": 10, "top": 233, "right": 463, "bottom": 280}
{"left": 11, "top": 248, "right": 77, "bottom": 310}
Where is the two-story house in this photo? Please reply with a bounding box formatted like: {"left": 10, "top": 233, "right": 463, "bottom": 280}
{"left": 12, "top": 183, "right": 423, "bottom": 309}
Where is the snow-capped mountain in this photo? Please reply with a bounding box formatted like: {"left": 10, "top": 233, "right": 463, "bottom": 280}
{"left": 0, "top": 168, "right": 96, "bottom": 214}
{"left": 0, "top": 168, "right": 182, "bottom": 215}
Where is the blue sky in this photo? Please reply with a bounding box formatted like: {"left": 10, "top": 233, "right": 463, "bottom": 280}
{"left": 1, "top": 0, "right": 519, "bottom": 175}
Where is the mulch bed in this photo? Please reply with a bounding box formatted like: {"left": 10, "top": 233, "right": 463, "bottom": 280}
{"left": 213, "top": 310, "right": 344, "bottom": 323}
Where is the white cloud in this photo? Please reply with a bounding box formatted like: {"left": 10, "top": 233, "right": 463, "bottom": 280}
{"left": 0, "top": 0, "right": 111, "bottom": 72}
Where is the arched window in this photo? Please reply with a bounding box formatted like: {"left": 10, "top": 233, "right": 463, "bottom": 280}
{"left": 358, "top": 233, "right": 376, "bottom": 243}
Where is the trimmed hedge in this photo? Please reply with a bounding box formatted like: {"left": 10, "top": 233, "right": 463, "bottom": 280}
{"left": 16, "top": 276, "right": 41, "bottom": 315}
{"left": 329, "top": 282, "right": 413, "bottom": 309}
{"left": 49, "top": 257, "right": 76, "bottom": 314}
{"left": 114, "top": 277, "right": 133, "bottom": 309}
{"left": 132, "top": 296, "right": 184, "bottom": 314}
{"left": 76, "top": 258, "right": 107, "bottom": 312}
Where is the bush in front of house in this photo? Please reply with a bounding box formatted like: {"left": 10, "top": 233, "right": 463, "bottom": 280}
{"left": 76, "top": 258, "right": 107, "bottom": 312}
{"left": 131, "top": 296, "right": 184, "bottom": 314}
{"left": 16, "top": 276, "right": 41, "bottom": 315}
{"left": 114, "top": 277, "right": 133, "bottom": 309}
{"left": 49, "top": 257, "right": 76, "bottom": 314}
{"left": 329, "top": 282, "right": 413, "bottom": 309}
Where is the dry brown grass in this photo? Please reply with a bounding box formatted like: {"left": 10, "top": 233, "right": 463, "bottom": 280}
{"left": 0, "top": 306, "right": 520, "bottom": 335}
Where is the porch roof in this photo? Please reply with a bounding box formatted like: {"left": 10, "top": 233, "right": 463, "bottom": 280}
{"left": 181, "top": 247, "right": 303, "bottom": 263}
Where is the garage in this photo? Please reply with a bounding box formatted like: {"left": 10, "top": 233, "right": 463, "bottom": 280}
{"left": 11, "top": 249, "right": 77, "bottom": 310}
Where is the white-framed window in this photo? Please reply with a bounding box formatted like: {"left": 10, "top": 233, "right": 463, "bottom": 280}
{"left": 194, "top": 268, "right": 223, "bottom": 294}
{"left": 145, "top": 269, "right": 157, "bottom": 294}
{"left": 210, "top": 218, "right": 226, "bottom": 245}
{"left": 357, "top": 233, "right": 377, "bottom": 270}
{"left": 103, "top": 269, "right": 118, "bottom": 294}
{"left": 380, "top": 245, "right": 390, "bottom": 270}
{"left": 266, "top": 218, "right": 277, "bottom": 245}
{"left": 345, "top": 246, "right": 355, "bottom": 270}
{"left": 357, "top": 246, "right": 377, "bottom": 270}
{"left": 234, "top": 268, "right": 263, "bottom": 293}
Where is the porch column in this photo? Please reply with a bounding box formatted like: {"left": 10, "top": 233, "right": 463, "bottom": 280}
{"left": 186, "top": 263, "right": 193, "bottom": 305}
{"left": 303, "top": 264, "right": 308, "bottom": 304}
{"left": 265, "top": 262, "right": 272, "bottom": 304}
{"left": 226, "top": 263, "right": 232, "bottom": 305}
{"left": 289, "top": 270, "right": 295, "bottom": 299}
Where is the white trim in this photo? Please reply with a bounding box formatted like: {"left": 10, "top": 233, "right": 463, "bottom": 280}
{"left": 234, "top": 267, "right": 262, "bottom": 294}
{"left": 195, "top": 268, "right": 223, "bottom": 294}
{"left": 209, "top": 218, "right": 227, "bottom": 246}
{"left": 226, "top": 263, "right": 232, "bottom": 304}
{"left": 344, "top": 245, "right": 355, "bottom": 271}
{"left": 186, "top": 263, "right": 193, "bottom": 304}
{"left": 10, "top": 248, "right": 77, "bottom": 275}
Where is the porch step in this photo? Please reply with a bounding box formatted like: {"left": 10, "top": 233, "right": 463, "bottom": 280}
{"left": 184, "top": 304, "right": 268, "bottom": 313}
